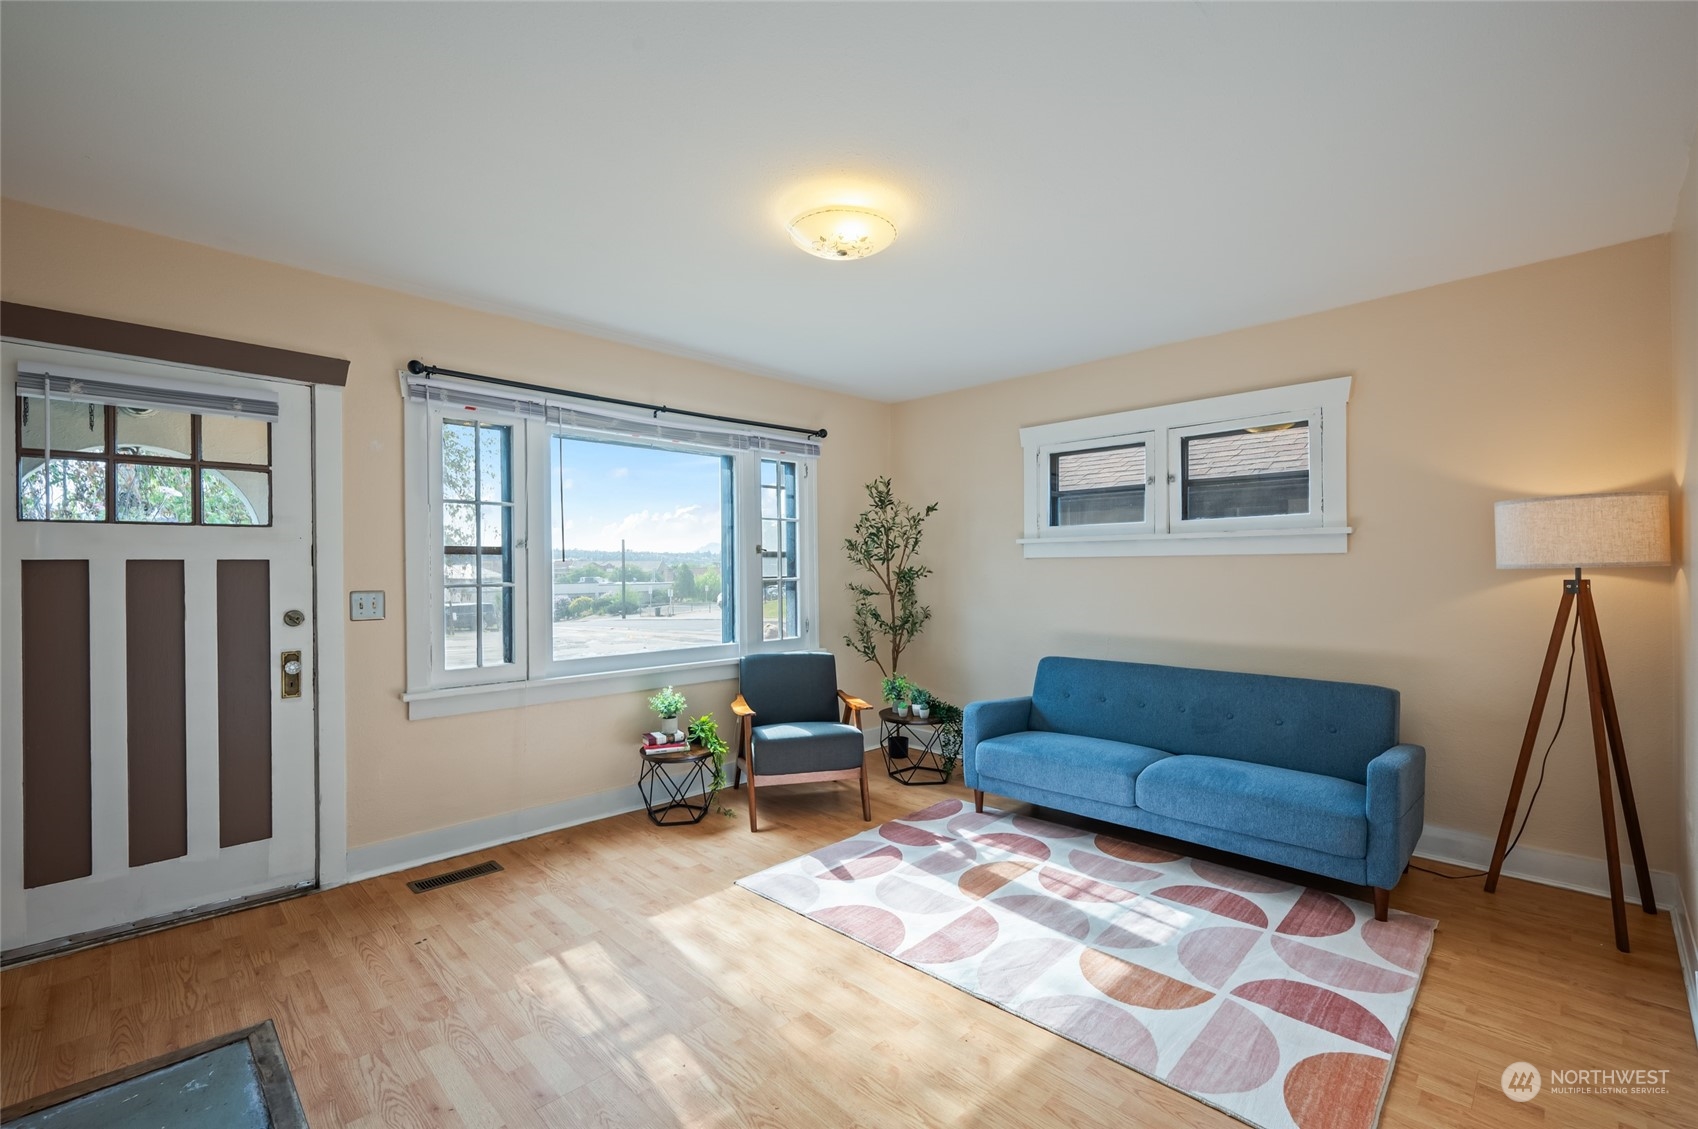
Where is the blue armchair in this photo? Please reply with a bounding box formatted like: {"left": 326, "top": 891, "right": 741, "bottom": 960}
{"left": 732, "top": 652, "right": 871, "bottom": 831}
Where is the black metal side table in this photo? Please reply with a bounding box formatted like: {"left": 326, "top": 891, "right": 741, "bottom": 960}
{"left": 879, "top": 708, "right": 953, "bottom": 786}
{"left": 637, "top": 744, "right": 718, "bottom": 825}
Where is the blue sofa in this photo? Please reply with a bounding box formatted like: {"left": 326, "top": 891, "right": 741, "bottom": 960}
{"left": 963, "top": 657, "right": 1425, "bottom": 919}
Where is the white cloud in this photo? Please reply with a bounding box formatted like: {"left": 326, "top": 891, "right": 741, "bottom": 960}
{"left": 598, "top": 504, "right": 718, "bottom": 553}
{"left": 609, "top": 467, "right": 629, "bottom": 479}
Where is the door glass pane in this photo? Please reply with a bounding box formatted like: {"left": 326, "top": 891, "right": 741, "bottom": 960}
{"left": 201, "top": 416, "right": 270, "bottom": 465}
{"left": 203, "top": 468, "right": 270, "bottom": 525}
{"left": 441, "top": 422, "right": 476, "bottom": 500}
{"left": 549, "top": 435, "right": 733, "bottom": 661}
{"left": 444, "top": 586, "right": 477, "bottom": 669}
{"left": 115, "top": 407, "right": 192, "bottom": 459}
{"left": 1182, "top": 422, "right": 1310, "bottom": 519}
{"left": 1050, "top": 443, "right": 1146, "bottom": 526}
{"left": 18, "top": 456, "right": 107, "bottom": 521}
{"left": 115, "top": 463, "right": 193, "bottom": 523}
{"left": 20, "top": 395, "right": 105, "bottom": 453}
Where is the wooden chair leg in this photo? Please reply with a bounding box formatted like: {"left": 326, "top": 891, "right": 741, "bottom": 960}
{"left": 1372, "top": 888, "right": 1389, "bottom": 922}
{"left": 746, "top": 776, "right": 759, "bottom": 832}
{"left": 859, "top": 761, "right": 871, "bottom": 822}
{"left": 974, "top": 789, "right": 984, "bottom": 814}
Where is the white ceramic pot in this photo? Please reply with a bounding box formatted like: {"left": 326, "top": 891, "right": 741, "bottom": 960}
{"left": 894, "top": 703, "right": 910, "bottom": 717}
{"left": 913, "top": 705, "right": 931, "bottom": 720}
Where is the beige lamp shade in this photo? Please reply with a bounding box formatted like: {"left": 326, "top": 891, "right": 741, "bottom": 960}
{"left": 1494, "top": 491, "right": 1671, "bottom": 569}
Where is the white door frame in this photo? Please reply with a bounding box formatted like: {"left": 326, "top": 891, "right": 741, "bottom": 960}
{"left": 310, "top": 383, "right": 348, "bottom": 889}
{"left": 0, "top": 337, "right": 349, "bottom": 901}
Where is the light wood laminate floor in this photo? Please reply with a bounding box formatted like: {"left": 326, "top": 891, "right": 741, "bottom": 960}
{"left": 3, "top": 773, "right": 1695, "bottom": 1127}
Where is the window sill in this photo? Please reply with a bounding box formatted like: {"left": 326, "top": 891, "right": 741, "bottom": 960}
{"left": 1018, "top": 525, "right": 1351, "bottom": 558}
{"left": 402, "top": 657, "right": 741, "bottom": 720}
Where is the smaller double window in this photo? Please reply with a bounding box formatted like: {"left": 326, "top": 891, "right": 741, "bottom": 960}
{"left": 1022, "top": 376, "right": 1349, "bottom": 556}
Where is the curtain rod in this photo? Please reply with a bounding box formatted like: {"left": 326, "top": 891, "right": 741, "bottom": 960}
{"left": 404, "top": 360, "right": 827, "bottom": 439}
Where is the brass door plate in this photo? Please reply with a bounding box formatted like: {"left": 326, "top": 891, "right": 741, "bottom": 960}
{"left": 281, "top": 650, "right": 303, "bottom": 699}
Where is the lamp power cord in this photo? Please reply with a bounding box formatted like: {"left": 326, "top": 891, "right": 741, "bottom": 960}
{"left": 1408, "top": 611, "right": 1580, "bottom": 882}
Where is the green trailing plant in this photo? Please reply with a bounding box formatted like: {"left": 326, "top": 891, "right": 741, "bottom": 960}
{"left": 881, "top": 673, "right": 917, "bottom": 707}
{"left": 648, "top": 686, "right": 688, "bottom": 720}
{"left": 844, "top": 477, "right": 939, "bottom": 678}
{"left": 686, "top": 713, "right": 736, "bottom": 816}
{"left": 927, "top": 697, "right": 965, "bottom": 776}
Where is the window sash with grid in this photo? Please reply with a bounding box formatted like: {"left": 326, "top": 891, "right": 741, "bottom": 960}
{"left": 413, "top": 397, "right": 817, "bottom": 695}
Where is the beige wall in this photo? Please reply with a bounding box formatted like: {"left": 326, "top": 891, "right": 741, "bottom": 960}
{"left": 892, "top": 238, "right": 1680, "bottom": 867}
{"left": 1674, "top": 131, "right": 1698, "bottom": 918}
{"left": 0, "top": 199, "right": 894, "bottom": 850}
{"left": 2, "top": 197, "right": 1684, "bottom": 875}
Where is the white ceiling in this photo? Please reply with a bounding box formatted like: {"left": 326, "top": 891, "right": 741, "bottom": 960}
{"left": 3, "top": 3, "right": 1696, "bottom": 401}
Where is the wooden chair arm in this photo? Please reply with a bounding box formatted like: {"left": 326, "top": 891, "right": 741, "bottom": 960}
{"left": 731, "top": 694, "right": 756, "bottom": 718}
{"left": 838, "top": 689, "right": 870, "bottom": 727}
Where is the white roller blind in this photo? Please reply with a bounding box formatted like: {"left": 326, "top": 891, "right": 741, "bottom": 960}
{"left": 16, "top": 362, "right": 280, "bottom": 421}
{"left": 403, "top": 372, "right": 820, "bottom": 458}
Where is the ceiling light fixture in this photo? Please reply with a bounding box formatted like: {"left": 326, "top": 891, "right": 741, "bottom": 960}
{"left": 787, "top": 207, "right": 897, "bottom": 261}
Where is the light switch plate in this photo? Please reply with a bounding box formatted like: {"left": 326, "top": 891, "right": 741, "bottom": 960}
{"left": 350, "top": 591, "right": 385, "bottom": 621}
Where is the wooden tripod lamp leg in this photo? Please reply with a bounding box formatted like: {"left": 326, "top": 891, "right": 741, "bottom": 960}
{"left": 1486, "top": 584, "right": 1576, "bottom": 893}
{"left": 1578, "top": 581, "right": 1657, "bottom": 917}
{"left": 1577, "top": 581, "right": 1631, "bottom": 953}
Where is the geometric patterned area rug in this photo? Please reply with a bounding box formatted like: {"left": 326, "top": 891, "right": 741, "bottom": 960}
{"left": 737, "top": 799, "right": 1437, "bottom": 1129}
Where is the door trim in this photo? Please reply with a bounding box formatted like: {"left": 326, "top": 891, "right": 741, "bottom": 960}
{"left": 1, "top": 302, "right": 349, "bottom": 386}
{"left": 311, "top": 384, "right": 348, "bottom": 888}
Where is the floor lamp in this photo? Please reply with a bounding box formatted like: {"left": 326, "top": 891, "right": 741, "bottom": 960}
{"left": 1484, "top": 491, "right": 1671, "bottom": 953}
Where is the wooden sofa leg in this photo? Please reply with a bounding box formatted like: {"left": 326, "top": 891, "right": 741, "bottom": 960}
{"left": 974, "top": 789, "right": 984, "bottom": 814}
{"left": 1373, "top": 887, "right": 1389, "bottom": 922}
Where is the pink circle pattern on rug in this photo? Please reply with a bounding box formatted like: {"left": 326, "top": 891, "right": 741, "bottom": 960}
{"left": 738, "top": 804, "right": 1437, "bottom": 1129}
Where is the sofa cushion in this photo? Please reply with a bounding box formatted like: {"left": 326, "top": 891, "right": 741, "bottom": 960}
{"left": 975, "top": 731, "right": 1169, "bottom": 808}
{"left": 751, "top": 722, "right": 865, "bottom": 775}
{"left": 1136, "top": 756, "right": 1368, "bottom": 859}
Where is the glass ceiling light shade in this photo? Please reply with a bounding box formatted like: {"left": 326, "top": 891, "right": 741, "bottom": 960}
{"left": 1494, "top": 491, "right": 1671, "bottom": 569}
{"left": 787, "top": 207, "right": 897, "bottom": 260}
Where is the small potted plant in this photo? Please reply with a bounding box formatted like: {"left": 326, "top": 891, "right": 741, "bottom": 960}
{"left": 687, "top": 713, "right": 732, "bottom": 804}
{"left": 882, "top": 673, "right": 915, "bottom": 717}
{"left": 910, "top": 688, "right": 932, "bottom": 720}
{"left": 649, "top": 686, "right": 688, "bottom": 741}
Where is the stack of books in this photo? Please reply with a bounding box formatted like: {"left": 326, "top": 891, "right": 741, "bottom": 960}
{"left": 641, "top": 730, "right": 690, "bottom": 754}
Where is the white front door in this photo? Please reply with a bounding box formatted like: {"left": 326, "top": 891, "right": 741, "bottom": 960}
{"left": 1, "top": 342, "right": 317, "bottom": 958}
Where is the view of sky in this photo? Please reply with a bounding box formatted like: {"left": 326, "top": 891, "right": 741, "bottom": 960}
{"left": 550, "top": 436, "right": 726, "bottom": 556}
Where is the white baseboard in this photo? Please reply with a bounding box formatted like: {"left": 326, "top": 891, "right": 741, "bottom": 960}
{"left": 344, "top": 784, "right": 645, "bottom": 882}
{"left": 1414, "top": 823, "right": 1681, "bottom": 908}
{"left": 1673, "top": 897, "right": 1698, "bottom": 1050}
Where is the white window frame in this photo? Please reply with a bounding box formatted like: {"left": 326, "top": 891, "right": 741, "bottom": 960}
{"left": 402, "top": 374, "right": 819, "bottom": 719}
{"left": 1043, "top": 431, "right": 1158, "bottom": 537}
{"left": 1019, "top": 375, "right": 1351, "bottom": 558}
{"left": 424, "top": 404, "right": 529, "bottom": 689}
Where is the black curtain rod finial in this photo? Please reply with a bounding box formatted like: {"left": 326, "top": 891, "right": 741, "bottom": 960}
{"left": 406, "top": 359, "right": 428, "bottom": 375}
